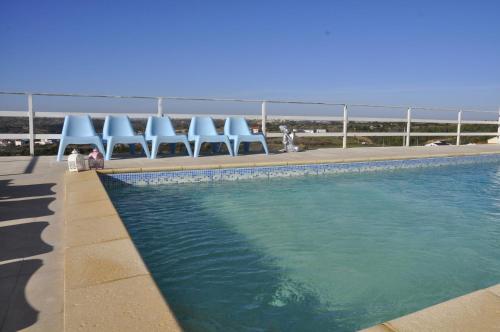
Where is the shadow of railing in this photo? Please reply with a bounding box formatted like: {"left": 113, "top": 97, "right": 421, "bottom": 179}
{"left": 0, "top": 222, "right": 53, "bottom": 261}
{"left": 0, "top": 180, "right": 55, "bottom": 200}
{"left": 0, "top": 259, "right": 43, "bottom": 332}
{"left": 0, "top": 198, "right": 55, "bottom": 222}
{"left": 0, "top": 176, "right": 56, "bottom": 331}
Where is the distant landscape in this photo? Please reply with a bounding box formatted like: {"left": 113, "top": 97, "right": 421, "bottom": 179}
{"left": 0, "top": 117, "right": 496, "bottom": 156}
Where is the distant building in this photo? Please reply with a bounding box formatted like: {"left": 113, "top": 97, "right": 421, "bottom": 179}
{"left": 316, "top": 129, "right": 327, "bottom": 133}
{"left": 35, "top": 139, "right": 54, "bottom": 146}
{"left": 303, "top": 129, "right": 314, "bottom": 134}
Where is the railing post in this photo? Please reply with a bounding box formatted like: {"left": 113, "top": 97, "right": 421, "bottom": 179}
{"left": 456, "top": 110, "right": 462, "bottom": 146}
{"left": 157, "top": 97, "right": 163, "bottom": 117}
{"left": 405, "top": 107, "right": 411, "bottom": 147}
{"left": 261, "top": 101, "right": 267, "bottom": 135}
{"left": 342, "top": 104, "right": 348, "bottom": 149}
{"left": 28, "top": 94, "right": 34, "bottom": 156}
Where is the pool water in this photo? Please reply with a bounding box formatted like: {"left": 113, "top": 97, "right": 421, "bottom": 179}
{"left": 107, "top": 162, "right": 500, "bottom": 331}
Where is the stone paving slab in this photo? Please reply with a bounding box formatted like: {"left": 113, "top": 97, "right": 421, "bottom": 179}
{"left": 63, "top": 171, "right": 182, "bottom": 331}
{"left": 361, "top": 283, "right": 500, "bottom": 332}
{"left": 65, "top": 275, "right": 180, "bottom": 332}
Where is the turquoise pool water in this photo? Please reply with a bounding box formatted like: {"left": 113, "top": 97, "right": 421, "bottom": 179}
{"left": 107, "top": 162, "right": 500, "bottom": 331}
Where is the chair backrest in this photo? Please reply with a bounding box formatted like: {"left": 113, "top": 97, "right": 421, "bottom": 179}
{"left": 145, "top": 116, "right": 176, "bottom": 139}
{"left": 224, "top": 117, "right": 252, "bottom": 136}
{"left": 188, "top": 116, "right": 218, "bottom": 138}
{"left": 61, "top": 115, "right": 97, "bottom": 137}
{"left": 102, "top": 115, "right": 135, "bottom": 139}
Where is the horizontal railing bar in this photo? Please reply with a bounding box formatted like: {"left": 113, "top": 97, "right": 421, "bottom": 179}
{"left": 0, "top": 91, "right": 497, "bottom": 113}
{"left": 410, "top": 132, "right": 498, "bottom": 137}
{"left": 267, "top": 115, "right": 344, "bottom": 121}
{"left": 456, "top": 132, "right": 499, "bottom": 136}
{"left": 0, "top": 134, "right": 62, "bottom": 139}
{"left": 460, "top": 120, "right": 498, "bottom": 125}
{"left": 266, "top": 132, "right": 342, "bottom": 137}
{"left": 0, "top": 91, "right": 158, "bottom": 100}
{"left": 410, "top": 106, "right": 497, "bottom": 113}
{"left": 0, "top": 134, "right": 29, "bottom": 139}
{"left": 2, "top": 112, "right": 497, "bottom": 125}
{"left": 35, "top": 112, "right": 157, "bottom": 119}
{"left": 348, "top": 132, "right": 407, "bottom": 137}
{"left": 0, "top": 111, "right": 27, "bottom": 117}
{"left": 167, "top": 113, "right": 261, "bottom": 120}
{"left": 0, "top": 132, "right": 497, "bottom": 141}
{"left": 264, "top": 132, "right": 499, "bottom": 137}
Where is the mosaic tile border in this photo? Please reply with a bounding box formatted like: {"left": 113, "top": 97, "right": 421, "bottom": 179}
{"left": 99, "top": 154, "right": 500, "bottom": 188}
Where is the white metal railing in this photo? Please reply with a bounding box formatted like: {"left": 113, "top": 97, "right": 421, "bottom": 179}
{"left": 0, "top": 91, "right": 499, "bottom": 155}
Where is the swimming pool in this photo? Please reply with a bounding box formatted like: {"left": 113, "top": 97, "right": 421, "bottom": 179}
{"left": 106, "top": 158, "right": 500, "bottom": 331}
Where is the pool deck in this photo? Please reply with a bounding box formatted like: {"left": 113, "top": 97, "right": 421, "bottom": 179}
{"left": 1, "top": 144, "right": 500, "bottom": 331}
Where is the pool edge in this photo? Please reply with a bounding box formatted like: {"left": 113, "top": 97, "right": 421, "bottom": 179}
{"left": 97, "top": 150, "right": 500, "bottom": 175}
{"left": 98, "top": 152, "right": 500, "bottom": 187}
{"left": 63, "top": 170, "right": 182, "bottom": 332}
{"left": 360, "top": 283, "right": 500, "bottom": 332}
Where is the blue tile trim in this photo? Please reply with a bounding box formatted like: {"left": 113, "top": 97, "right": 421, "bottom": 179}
{"left": 99, "top": 154, "right": 500, "bottom": 188}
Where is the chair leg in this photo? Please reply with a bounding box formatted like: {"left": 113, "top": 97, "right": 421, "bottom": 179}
{"left": 233, "top": 138, "right": 240, "bottom": 157}
{"left": 105, "top": 138, "right": 115, "bottom": 161}
{"left": 150, "top": 139, "right": 159, "bottom": 159}
{"left": 96, "top": 139, "right": 106, "bottom": 155}
{"left": 182, "top": 139, "right": 193, "bottom": 157}
{"left": 56, "top": 139, "right": 68, "bottom": 161}
{"left": 194, "top": 138, "right": 202, "bottom": 158}
{"left": 224, "top": 137, "right": 234, "bottom": 156}
{"left": 139, "top": 139, "right": 151, "bottom": 158}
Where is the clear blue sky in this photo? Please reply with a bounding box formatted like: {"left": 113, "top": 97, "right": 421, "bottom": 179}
{"left": 0, "top": 0, "right": 499, "bottom": 113}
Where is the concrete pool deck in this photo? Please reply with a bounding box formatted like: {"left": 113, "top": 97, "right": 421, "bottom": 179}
{"left": 1, "top": 144, "right": 500, "bottom": 331}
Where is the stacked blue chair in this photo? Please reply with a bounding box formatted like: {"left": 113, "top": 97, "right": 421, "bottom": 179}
{"left": 224, "top": 117, "right": 269, "bottom": 156}
{"left": 56, "top": 115, "right": 105, "bottom": 161}
{"left": 102, "top": 115, "right": 150, "bottom": 160}
{"left": 145, "top": 116, "right": 192, "bottom": 159}
{"left": 188, "top": 116, "right": 233, "bottom": 158}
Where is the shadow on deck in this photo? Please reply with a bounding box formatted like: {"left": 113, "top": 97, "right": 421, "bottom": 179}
{"left": 0, "top": 176, "right": 56, "bottom": 331}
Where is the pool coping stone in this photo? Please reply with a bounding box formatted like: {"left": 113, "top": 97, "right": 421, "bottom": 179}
{"left": 63, "top": 170, "right": 182, "bottom": 332}
{"left": 97, "top": 150, "right": 500, "bottom": 174}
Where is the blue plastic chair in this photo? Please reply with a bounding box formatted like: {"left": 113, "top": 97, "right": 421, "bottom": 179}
{"left": 145, "top": 116, "right": 192, "bottom": 159}
{"left": 188, "top": 116, "right": 233, "bottom": 158}
{"left": 102, "top": 115, "right": 150, "bottom": 160}
{"left": 224, "top": 117, "right": 269, "bottom": 156}
{"left": 56, "top": 115, "right": 105, "bottom": 161}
